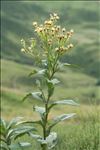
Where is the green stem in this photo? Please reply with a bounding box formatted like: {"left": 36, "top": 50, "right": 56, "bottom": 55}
{"left": 41, "top": 144, "right": 47, "bottom": 150}
{"left": 43, "top": 96, "right": 50, "bottom": 140}
{"left": 42, "top": 45, "right": 59, "bottom": 150}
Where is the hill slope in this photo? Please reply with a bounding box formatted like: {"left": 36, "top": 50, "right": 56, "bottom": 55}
{"left": 1, "top": 1, "right": 100, "bottom": 78}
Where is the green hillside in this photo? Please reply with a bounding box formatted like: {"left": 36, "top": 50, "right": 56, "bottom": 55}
{"left": 1, "top": 1, "right": 100, "bottom": 78}
{"left": 1, "top": 59, "right": 100, "bottom": 107}
{"left": 1, "top": 1, "right": 100, "bottom": 118}
{"left": 1, "top": 2, "right": 100, "bottom": 149}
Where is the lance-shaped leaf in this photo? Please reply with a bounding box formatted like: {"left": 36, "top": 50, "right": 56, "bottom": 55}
{"left": 32, "top": 92, "right": 43, "bottom": 101}
{"left": 38, "top": 69, "right": 46, "bottom": 75}
{"left": 47, "top": 78, "right": 60, "bottom": 85}
{"left": 7, "top": 117, "right": 23, "bottom": 130}
{"left": 38, "top": 132, "right": 57, "bottom": 149}
{"left": 0, "top": 119, "right": 6, "bottom": 134}
{"left": 42, "top": 59, "right": 47, "bottom": 67}
{"left": 14, "top": 126, "right": 36, "bottom": 140}
{"left": 22, "top": 92, "right": 43, "bottom": 101}
{"left": 0, "top": 143, "right": 8, "bottom": 150}
{"left": 33, "top": 106, "right": 45, "bottom": 118}
{"left": 16, "top": 120, "right": 43, "bottom": 127}
{"left": 48, "top": 113, "right": 75, "bottom": 130}
{"left": 49, "top": 100, "right": 78, "bottom": 110}
{"left": 9, "top": 143, "right": 31, "bottom": 150}
{"left": 6, "top": 126, "right": 36, "bottom": 141}
{"left": 47, "top": 80, "right": 54, "bottom": 98}
{"left": 9, "top": 144, "right": 21, "bottom": 150}
{"left": 0, "top": 138, "right": 6, "bottom": 144}
{"left": 63, "top": 63, "right": 80, "bottom": 68}
{"left": 58, "top": 62, "right": 80, "bottom": 71}
{"left": 28, "top": 69, "right": 38, "bottom": 77}
{"left": 19, "top": 142, "right": 31, "bottom": 147}
{"left": 28, "top": 69, "right": 46, "bottom": 77}
{"left": 46, "top": 78, "right": 60, "bottom": 98}
{"left": 29, "top": 132, "right": 42, "bottom": 140}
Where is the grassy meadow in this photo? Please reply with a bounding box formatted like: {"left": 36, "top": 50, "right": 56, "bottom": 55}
{"left": 1, "top": 1, "right": 100, "bottom": 150}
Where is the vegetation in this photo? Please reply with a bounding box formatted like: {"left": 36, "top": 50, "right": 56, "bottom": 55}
{"left": 20, "top": 12, "right": 78, "bottom": 150}
{"left": 0, "top": 117, "right": 36, "bottom": 150}
{"left": 1, "top": 1, "right": 100, "bottom": 78}
{"left": 1, "top": 1, "right": 100, "bottom": 150}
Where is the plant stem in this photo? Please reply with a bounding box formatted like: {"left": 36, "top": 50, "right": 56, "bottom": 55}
{"left": 42, "top": 55, "right": 59, "bottom": 150}
{"left": 41, "top": 144, "right": 47, "bottom": 150}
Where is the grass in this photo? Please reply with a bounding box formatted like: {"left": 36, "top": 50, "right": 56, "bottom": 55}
{"left": 1, "top": 59, "right": 100, "bottom": 149}
{"left": 2, "top": 86, "right": 99, "bottom": 149}
{"left": 12, "top": 104, "right": 100, "bottom": 150}
{"left": 18, "top": 122, "right": 99, "bottom": 150}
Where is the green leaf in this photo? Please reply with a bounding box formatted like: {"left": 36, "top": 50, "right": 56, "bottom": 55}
{"left": 63, "top": 63, "right": 80, "bottom": 68}
{"left": 0, "top": 144, "right": 8, "bottom": 150}
{"left": 22, "top": 93, "right": 32, "bottom": 101}
{"left": 7, "top": 117, "right": 23, "bottom": 130}
{"left": 16, "top": 120, "right": 42, "bottom": 126}
{"left": 38, "top": 69, "right": 46, "bottom": 75}
{"left": 58, "top": 62, "right": 80, "bottom": 71}
{"left": 46, "top": 80, "right": 54, "bottom": 98}
{"left": 54, "top": 113, "right": 75, "bottom": 122}
{"left": 33, "top": 106, "right": 46, "bottom": 122}
{"left": 22, "top": 92, "right": 43, "bottom": 101}
{"left": 34, "top": 106, "right": 45, "bottom": 118}
{"left": 49, "top": 100, "right": 78, "bottom": 110}
{"left": 19, "top": 142, "right": 31, "bottom": 147}
{"left": 0, "top": 119, "right": 6, "bottom": 134}
{"left": 49, "top": 113, "right": 75, "bottom": 130}
{"left": 9, "top": 143, "right": 21, "bottom": 150}
{"left": 50, "top": 78, "right": 60, "bottom": 85}
{"left": 29, "top": 132, "right": 42, "bottom": 140}
{"left": 36, "top": 80, "right": 41, "bottom": 88}
{"left": 6, "top": 129, "right": 14, "bottom": 140}
{"left": 54, "top": 100, "right": 78, "bottom": 105}
{"left": 38, "top": 132, "right": 57, "bottom": 149}
{"left": 0, "top": 138, "right": 6, "bottom": 143}
{"left": 46, "top": 132, "right": 57, "bottom": 149}
{"left": 32, "top": 92, "right": 43, "bottom": 101}
{"left": 6, "top": 126, "right": 36, "bottom": 141}
{"left": 47, "top": 78, "right": 60, "bottom": 85}
{"left": 42, "top": 59, "right": 47, "bottom": 67}
{"left": 8, "top": 142, "right": 31, "bottom": 149}
{"left": 14, "top": 126, "right": 36, "bottom": 140}
{"left": 28, "top": 69, "right": 38, "bottom": 77}
{"left": 46, "top": 78, "right": 60, "bottom": 98}
{"left": 14, "top": 126, "right": 36, "bottom": 134}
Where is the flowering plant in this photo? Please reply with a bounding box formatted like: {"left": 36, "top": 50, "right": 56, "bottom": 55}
{"left": 21, "top": 13, "right": 78, "bottom": 150}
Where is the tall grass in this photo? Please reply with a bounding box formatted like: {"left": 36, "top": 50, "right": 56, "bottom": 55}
{"left": 15, "top": 104, "right": 99, "bottom": 150}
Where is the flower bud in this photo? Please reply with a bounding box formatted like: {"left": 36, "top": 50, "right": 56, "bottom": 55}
{"left": 21, "top": 48, "right": 25, "bottom": 52}
{"left": 70, "top": 29, "right": 74, "bottom": 34}
{"left": 55, "top": 47, "right": 59, "bottom": 52}
{"left": 48, "top": 39, "right": 52, "bottom": 45}
{"left": 33, "top": 22, "right": 37, "bottom": 27}
{"left": 68, "top": 44, "right": 74, "bottom": 49}
{"left": 53, "top": 13, "right": 57, "bottom": 17}
{"left": 57, "top": 26, "right": 60, "bottom": 30}
{"left": 51, "top": 27, "right": 55, "bottom": 32}
{"left": 53, "top": 13, "right": 59, "bottom": 20}
{"left": 62, "top": 28, "right": 66, "bottom": 32}
{"left": 28, "top": 47, "right": 31, "bottom": 50}
{"left": 67, "top": 32, "right": 70, "bottom": 36}
{"left": 45, "top": 20, "right": 52, "bottom": 26}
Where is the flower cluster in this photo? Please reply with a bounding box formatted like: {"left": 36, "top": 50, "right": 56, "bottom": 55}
{"left": 32, "top": 13, "right": 74, "bottom": 54}
{"left": 21, "top": 13, "right": 74, "bottom": 62}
